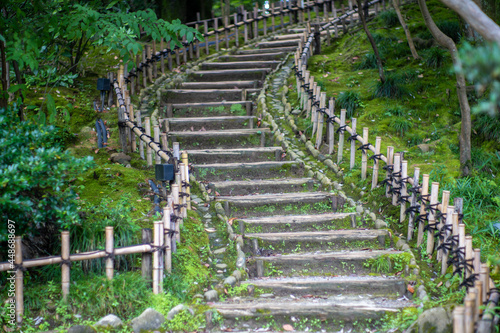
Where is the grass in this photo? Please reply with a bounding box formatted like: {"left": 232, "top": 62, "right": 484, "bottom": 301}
{"left": 337, "top": 91, "right": 362, "bottom": 118}
{"left": 372, "top": 71, "right": 411, "bottom": 99}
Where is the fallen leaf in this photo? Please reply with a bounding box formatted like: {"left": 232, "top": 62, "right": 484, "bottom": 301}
{"left": 94, "top": 149, "right": 99, "bottom": 153}
{"left": 283, "top": 324, "right": 294, "bottom": 331}
{"left": 418, "top": 74, "right": 424, "bottom": 78}
{"left": 407, "top": 284, "right": 415, "bottom": 293}
{"left": 228, "top": 217, "right": 237, "bottom": 226}
{"left": 436, "top": 281, "right": 443, "bottom": 288}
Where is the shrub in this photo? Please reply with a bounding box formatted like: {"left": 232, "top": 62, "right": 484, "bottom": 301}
{"left": 390, "top": 117, "right": 412, "bottom": 136}
{"left": 424, "top": 47, "right": 448, "bottom": 68}
{"left": 337, "top": 91, "right": 362, "bottom": 118}
{"left": 373, "top": 72, "right": 409, "bottom": 99}
{"left": 380, "top": 10, "right": 399, "bottom": 27}
{"left": 356, "top": 52, "right": 381, "bottom": 70}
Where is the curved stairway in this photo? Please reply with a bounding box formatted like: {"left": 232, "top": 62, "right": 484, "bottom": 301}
{"left": 163, "top": 32, "right": 413, "bottom": 332}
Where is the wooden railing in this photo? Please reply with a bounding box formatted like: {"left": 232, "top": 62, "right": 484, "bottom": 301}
{"left": 292, "top": 3, "right": 499, "bottom": 331}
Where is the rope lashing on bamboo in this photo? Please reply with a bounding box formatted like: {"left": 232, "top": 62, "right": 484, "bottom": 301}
{"left": 104, "top": 251, "right": 115, "bottom": 260}
{"left": 336, "top": 124, "right": 348, "bottom": 134}
{"left": 59, "top": 259, "right": 72, "bottom": 268}
{"left": 357, "top": 143, "right": 372, "bottom": 154}
{"left": 13, "top": 264, "right": 26, "bottom": 272}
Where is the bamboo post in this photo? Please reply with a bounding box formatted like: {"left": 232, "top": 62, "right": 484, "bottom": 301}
{"left": 349, "top": 118, "right": 357, "bottom": 170}
{"left": 61, "top": 231, "right": 70, "bottom": 302}
{"left": 296, "top": 57, "right": 302, "bottom": 99}
{"left": 328, "top": 98, "right": 335, "bottom": 155}
{"left": 172, "top": 184, "right": 181, "bottom": 242}
{"left": 160, "top": 38, "right": 165, "bottom": 74}
{"left": 437, "top": 190, "right": 450, "bottom": 261}
{"left": 142, "top": 48, "right": 147, "bottom": 87}
{"left": 407, "top": 167, "right": 420, "bottom": 241}
{"left": 161, "top": 133, "right": 168, "bottom": 150}
{"left": 234, "top": 13, "right": 239, "bottom": 47}
{"left": 371, "top": 137, "right": 381, "bottom": 189}
{"left": 333, "top": 1, "right": 338, "bottom": 37}
{"left": 426, "top": 182, "right": 439, "bottom": 255}
{"left": 465, "top": 236, "right": 473, "bottom": 279}
{"left": 307, "top": 78, "right": 316, "bottom": 119}
{"left": 361, "top": 127, "right": 368, "bottom": 180}
{"left": 271, "top": 3, "right": 276, "bottom": 32}
{"left": 441, "top": 206, "right": 455, "bottom": 275}
{"left": 167, "top": 48, "right": 173, "bottom": 71}
{"left": 453, "top": 306, "right": 465, "bottom": 333}
{"left": 392, "top": 153, "right": 401, "bottom": 206}
{"left": 154, "top": 125, "right": 161, "bottom": 164}
{"left": 152, "top": 221, "right": 161, "bottom": 294}
{"left": 315, "top": 92, "right": 326, "bottom": 149}
{"left": 168, "top": 195, "right": 177, "bottom": 253}
{"left": 173, "top": 142, "right": 180, "bottom": 161}
{"left": 105, "top": 226, "right": 114, "bottom": 280}
{"left": 204, "top": 21, "right": 210, "bottom": 54}
{"left": 263, "top": 8, "right": 268, "bottom": 36}
{"left": 459, "top": 223, "right": 466, "bottom": 273}
{"left": 158, "top": 220, "right": 164, "bottom": 293}
{"left": 253, "top": 4, "right": 258, "bottom": 38}
{"left": 163, "top": 206, "right": 172, "bottom": 273}
{"left": 137, "top": 109, "right": 144, "bottom": 159}
{"left": 145, "top": 117, "right": 153, "bottom": 166}
{"left": 337, "top": 109, "right": 346, "bottom": 164}
{"left": 14, "top": 236, "right": 24, "bottom": 324}
{"left": 480, "top": 263, "right": 490, "bottom": 302}
{"left": 464, "top": 296, "right": 474, "bottom": 333}
{"left": 182, "top": 36, "right": 188, "bottom": 64}
{"left": 130, "top": 104, "right": 137, "bottom": 153}
{"left": 473, "top": 248, "right": 481, "bottom": 276}
{"left": 224, "top": 16, "right": 230, "bottom": 49}
{"left": 310, "top": 83, "right": 318, "bottom": 134}
{"left": 243, "top": 10, "right": 248, "bottom": 44}
{"left": 152, "top": 40, "right": 157, "bottom": 78}
{"left": 417, "top": 174, "right": 430, "bottom": 246}
{"left": 146, "top": 45, "right": 153, "bottom": 83}
{"left": 385, "top": 146, "right": 394, "bottom": 197}
{"left": 302, "top": 70, "right": 309, "bottom": 110}
{"left": 474, "top": 280, "right": 483, "bottom": 318}
{"left": 400, "top": 160, "right": 408, "bottom": 223}
{"left": 179, "top": 163, "right": 187, "bottom": 218}
{"left": 142, "top": 228, "right": 152, "bottom": 283}
{"left": 181, "top": 152, "right": 191, "bottom": 210}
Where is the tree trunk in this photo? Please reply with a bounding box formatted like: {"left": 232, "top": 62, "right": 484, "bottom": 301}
{"left": 0, "top": 40, "right": 8, "bottom": 110}
{"left": 12, "top": 60, "right": 24, "bottom": 121}
{"left": 356, "top": 0, "right": 385, "bottom": 83}
{"left": 418, "top": 0, "right": 471, "bottom": 176}
{"left": 392, "top": 0, "right": 419, "bottom": 59}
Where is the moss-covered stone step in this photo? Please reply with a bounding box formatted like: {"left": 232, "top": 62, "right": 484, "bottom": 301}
{"left": 180, "top": 80, "right": 261, "bottom": 89}
{"left": 167, "top": 128, "right": 271, "bottom": 149}
{"left": 193, "top": 161, "right": 300, "bottom": 181}
{"left": 188, "top": 68, "right": 270, "bottom": 82}
{"left": 211, "top": 295, "right": 411, "bottom": 331}
{"left": 161, "top": 89, "right": 259, "bottom": 104}
{"left": 239, "top": 212, "right": 357, "bottom": 233}
{"left": 187, "top": 147, "right": 282, "bottom": 164}
{"left": 210, "top": 178, "right": 315, "bottom": 196}
{"left": 246, "top": 229, "right": 388, "bottom": 253}
{"left": 167, "top": 101, "right": 252, "bottom": 118}
{"left": 167, "top": 116, "right": 256, "bottom": 131}
{"left": 245, "top": 275, "right": 407, "bottom": 297}
{"left": 218, "top": 52, "right": 286, "bottom": 62}
{"left": 201, "top": 61, "right": 281, "bottom": 70}
{"left": 236, "top": 47, "right": 296, "bottom": 54}
{"left": 248, "top": 250, "right": 403, "bottom": 277}
{"left": 257, "top": 39, "right": 300, "bottom": 48}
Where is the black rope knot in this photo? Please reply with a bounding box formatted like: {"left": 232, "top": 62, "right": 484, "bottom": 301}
{"left": 60, "top": 259, "right": 72, "bottom": 268}
{"left": 105, "top": 251, "right": 115, "bottom": 261}
{"left": 357, "top": 143, "right": 371, "bottom": 153}
{"left": 336, "top": 125, "right": 348, "bottom": 134}
{"left": 369, "top": 153, "right": 383, "bottom": 162}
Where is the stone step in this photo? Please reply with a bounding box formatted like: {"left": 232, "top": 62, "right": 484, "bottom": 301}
{"left": 188, "top": 68, "right": 271, "bottom": 82}
{"left": 249, "top": 250, "right": 402, "bottom": 277}
{"left": 193, "top": 161, "right": 301, "bottom": 181}
{"left": 246, "top": 229, "right": 387, "bottom": 254}
{"left": 180, "top": 80, "right": 261, "bottom": 89}
{"left": 236, "top": 46, "right": 296, "bottom": 54}
{"left": 187, "top": 147, "right": 283, "bottom": 164}
{"left": 239, "top": 212, "right": 357, "bottom": 233}
{"left": 166, "top": 116, "right": 256, "bottom": 131}
{"left": 167, "top": 128, "right": 271, "bottom": 149}
{"left": 218, "top": 52, "right": 286, "bottom": 62}
{"left": 168, "top": 101, "right": 252, "bottom": 118}
{"left": 211, "top": 295, "right": 411, "bottom": 331}
{"left": 202, "top": 61, "right": 281, "bottom": 70}
{"left": 210, "top": 177, "right": 316, "bottom": 196}
{"left": 162, "top": 89, "right": 247, "bottom": 104}
{"left": 257, "top": 39, "right": 300, "bottom": 48}
{"left": 245, "top": 275, "right": 407, "bottom": 297}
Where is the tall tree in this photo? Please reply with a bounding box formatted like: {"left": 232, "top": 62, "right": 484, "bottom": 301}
{"left": 356, "top": 0, "right": 385, "bottom": 83}
{"left": 391, "top": 0, "right": 419, "bottom": 59}
{"left": 418, "top": 0, "right": 472, "bottom": 176}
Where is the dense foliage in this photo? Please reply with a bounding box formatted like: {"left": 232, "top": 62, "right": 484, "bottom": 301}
{"left": 0, "top": 106, "right": 93, "bottom": 244}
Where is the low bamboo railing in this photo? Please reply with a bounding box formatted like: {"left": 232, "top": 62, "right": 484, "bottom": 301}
{"left": 291, "top": 3, "right": 499, "bottom": 331}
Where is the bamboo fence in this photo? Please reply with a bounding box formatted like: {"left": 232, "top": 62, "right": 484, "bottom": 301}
{"left": 292, "top": 3, "right": 499, "bottom": 330}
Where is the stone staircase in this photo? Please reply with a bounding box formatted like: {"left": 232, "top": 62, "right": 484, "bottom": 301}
{"left": 163, "top": 31, "right": 412, "bottom": 332}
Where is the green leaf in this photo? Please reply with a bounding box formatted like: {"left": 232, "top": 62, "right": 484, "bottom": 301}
{"left": 8, "top": 84, "right": 26, "bottom": 94}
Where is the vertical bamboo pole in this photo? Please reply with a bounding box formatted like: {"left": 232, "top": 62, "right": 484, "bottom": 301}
{"left": 195, "top": 15, "right": 201, "bottom": 58}
{"left": 160, "top": 38, "right": 165, "bottom": 74}
{"left": 337, "top": 109, "right": 346, "bottom": 164}
{"left": 392, "top": 154, "right": 401, "bottom": 206}
{"left": 400, "top": 160, "right": 408, "bottom": 223}
{"left": 179, "top": 163, "right": 187, "bottom": 218}
{"left": 468, "top": 288, "right": 478, "bottom": 323}
{"left": 142, "top": 48, "right": 147, "bottom": 87}
{"left": 307, "top": 78, "right": 316, "bottom": 119}
{"left": 315, "top": 92, "right": 326, "bottom": 149}
{"left": 371, "top": 137, "right": 381, "bottom": 189}
{"left": 142, "top": 228, "right": 152, "bottom": 283}
{"left": 253, "top": 4, "right": 258, "bottom": 38}
{"left": 480, "top": 263, "right": 490, "bottom": 303}
{"left": 465, "top": 236, "right": 473, "bottom": 279}
{"left": 152, "top": 221, "right": 161, "bottom": 294}
{"left": 311, "top": 83, "right": 319, "bottom": 134}
{"left": 135, "top": 55, "right": 140, "bottom": 92}
{"left": 181, "top": 152, "right": 191, "bottom": 210}
{"left": 168, "top": 195, "right": 176, "bottom": 253}
{"left": 417, "top": 174, "right": 430, "bottom": 246}
{"left": 145, "top": 117, "right": 153, "bottom": 166}
{"left": 464, "top": 296, "right": 474, "bottom": 333}
{"left": 441, "top": 206, "right": 454, "bottom": 275}
{"left": 426, "top": 182, "right": 439, "bottom": 255}
{"left": 407, "top": 167, "right": 420, "bottom": 241}
{"left": 296, "top": 57, "right": 302, "bottom": 99}
{"left": 333, "top": 1, "right": 338, "bottom": 37}
{"left": 224, "top": 16, "right": 230, "bottom": 49}
{"left": 182, "top": 36, "right": 188, "bottom": 64}
{"left": 154, "top": 125, "right": 161, "bottom": 164}
{"left": 349, "top": 118, "right": 357, "bottom": 170}
{"left": 204, "top": 21, "right": 210, "bottom": 54}
{"left": 137, "top": 109, "right": 144, "bottom": 159}
{"left": 473, "top": 248, "right": 481, "bottom": 276}
{"left": 61, "top": 231, "right": 70, "bottom": 302}
{"left": 172, "top": 184, "right": 181, "bottom": 242}
{"left": 474, "top": 280, "right": 483, "bottom": 318}
{"left": 158, "top": 220, "right": 164, "bottom": 293}
{"left": 161, "top": 133, "right": 168, "bottom": 151}
{"left": 271, "top": 3, "right": 276, "bottom": 32}
{"left": 437, "top": 190, "right": 450, "bottom": 262}
{"left": 453, "top": 306, "right": 465, "bottom": 333}
{"left": 385, "top": 146, "right": 394, "bottom": 197}
{"left": 173, "top": 142, "right": 180, "bottom": 161}
{"left": 302, "top": 70, "right": 309, "bottom": 110}
{"left": 243, "top": 10, "right": 248, "bottom": 44}
{"left": 328, "top": 98, "right": 335, "bottom": 155}
{"left": 129, "top": 104, "right": 137, "bottom": 153}
{"left": 361, "top": 127, "right": 368, "bottom": 180}
{"left": 105, "top": 226, "right": 114, "bottom": 280}
{"left": 163, "top": 206, "right": 172, "bottom": 273}
{"left": 152, "top": 40, "right": 157, "bottom": 79}
{"left": 146, "top": 45, "right": 153, "bottom": 83}
{"left": 263, "top": 8, "right": 268, "bottom": 36}
{"left": 14, "top": 236, "right": 24, "bottom": 324}
{"left": 234, "top": 13, "right": 239, "bottom": 47}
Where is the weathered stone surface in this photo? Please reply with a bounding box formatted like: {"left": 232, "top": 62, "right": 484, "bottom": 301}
{"left": 167, "top": 304, "right": 194, "bottom": 321}
{"left": 67, "top": 325, "right": 96, "bottom": 333}
{"left": 404, "top": 307, "right": 452, "bottom": 333}
{"left": 205, "top": 289, "right": 219, "bottom": 301}
{"left": 375, "top": 219, "right": 388, "bottom": 229}
{"left": 110, "top": 152, "right": 132, "bottom": 165}
{"left": 131, "top": 308, "right": 165, "bottom": 333}
{"left": 95, "top": 314, "right": 123, "bottom": 328}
